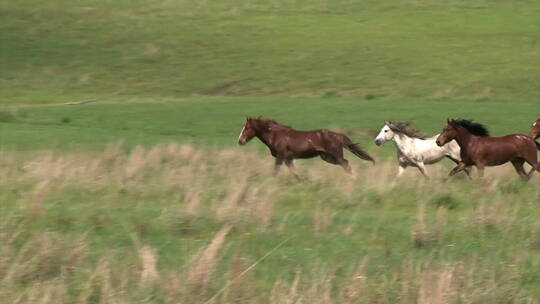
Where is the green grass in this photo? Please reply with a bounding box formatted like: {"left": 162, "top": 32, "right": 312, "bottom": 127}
{"left": 1, "top": 97, "right": 538, "bottom": 152}
{"left": 1, "top": 97, "right": 539, "bottom": 303}
{"left": 1, "top": 0, "right": 539, "bottom": 302}
{"left": 1, "top": 144, "right": 539, "bottom": 303}
{"left": 1, "top": 0, "right": 540, "bottom": 103}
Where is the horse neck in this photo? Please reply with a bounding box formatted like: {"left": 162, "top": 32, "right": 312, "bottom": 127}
{"left": 453, "top": 127, "right": 476, "bottom": 150}
{"left": 254, "top": 124, "right": 275, "bottom": 147}
{"left": 392, "top": 133, "right": 417, "bottom": 152}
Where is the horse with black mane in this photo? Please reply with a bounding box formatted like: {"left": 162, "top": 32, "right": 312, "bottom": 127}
{"left": 436, "top": 119, "right": 539, "bottom": 180}
{"left": 238, "top": 117, "right": 374, "bottom": 176}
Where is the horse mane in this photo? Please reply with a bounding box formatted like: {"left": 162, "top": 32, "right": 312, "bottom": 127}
{"left": 249, "top": 117, "right": 293, "bottom": 130}
{"left": 449, "top": 119, "right": 490, "bottom": 137}
{"left": 387, "top": 121, "right": 426, "bottom": 139}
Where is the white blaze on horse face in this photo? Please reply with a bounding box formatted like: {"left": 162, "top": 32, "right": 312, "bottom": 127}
{"left": 238, "top": 125, "right": 246, "bottom": 141}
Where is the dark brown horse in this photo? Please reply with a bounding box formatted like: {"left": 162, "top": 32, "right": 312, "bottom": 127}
{"left": 435, "top": 119, "right": 539, "bottom": 180}
{"left": 238, "top": 117, "right": 375, "bottom": 176}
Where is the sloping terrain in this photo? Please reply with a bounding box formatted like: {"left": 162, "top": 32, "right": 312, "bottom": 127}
{"left": 1, "top": 0, "right": 539, "bottom": 103}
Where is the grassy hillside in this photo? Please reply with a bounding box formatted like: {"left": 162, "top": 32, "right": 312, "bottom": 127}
{"left": 2, "top": 1, "right": 540, "bottom": 303}
{"left": 2, "top": 0, "right": 540, "bottom": 103}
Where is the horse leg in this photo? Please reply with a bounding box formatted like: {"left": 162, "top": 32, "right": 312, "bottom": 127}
{"left": 462, "top": 167, "right": 472, "bottom": 179}
{"left": 398, "top": 163, "right": 407, "bottom": 177}
{"left": 521, "top": 151, "right": 539, "bottom": 178}
{"left": 319, "top": 152, "right": 338, "bottom": 165}
{"left": 285, "top": 159, "right": 302, "bottom": 180}
{"left": 320, "top": 151, "right": 351, "bottom": 174}
{"left": 274, "top": 158, "right": 283, "bottom": 175}
{"left": 449, "top": 162, "right": 467, "bottom": 177}
{"left": 525, "top": 163, "right": 539, "bottom": 179}
{"left": 397, "top": 153, "right": 408, "bottom": 177}
{"left": 446, "top": 156, "right": 471, "bottom": 179}
{"left": 331, "top": 145, "right": 353, "bottom": 174}
{"left": 476, "top": 164, "right": 485, "bottom": 178}
{"left": 526, "top": 164, "right": 540, "bottom": 178}
{"left": 510, "top": 158, "right": 529, "bottom": 181}
{"left": 339, "top": 158, "right": 352, "bottom": 174}
{"left": 415, "top": 162, "right": 428, "bottom": 178}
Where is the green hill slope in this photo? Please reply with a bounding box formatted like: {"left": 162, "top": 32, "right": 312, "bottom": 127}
{"left": 1, "top": 0, "right": 540, "bottom": 104}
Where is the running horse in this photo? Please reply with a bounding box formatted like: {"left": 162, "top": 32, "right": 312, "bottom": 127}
{"left": 436, "top": 119, "right": 539, "bottom": 180}
{"left": 238, "top": 117, "right": 375, "bottom": 176}
{"left": 374, "top": 121, "right": 467, "bottom": 178}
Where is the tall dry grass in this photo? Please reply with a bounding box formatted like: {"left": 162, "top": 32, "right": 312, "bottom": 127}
{"left": 0, "top": 143, "right": 538, "bottom": 303}
{"left": 186, "top": 224, "right": 232, "bottom": 293}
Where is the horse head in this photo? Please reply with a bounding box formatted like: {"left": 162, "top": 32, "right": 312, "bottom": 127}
{"left": 374, "top": 121, "right": 396, "bottom": 146}
{"left": 530, "top": 118, "right": 540, "bottom": 140}
{"left": 436, "top": 119, "right": 458, "bottom": 146}
{"left": 238, "top": 117, "right": 259, "bottom": 145}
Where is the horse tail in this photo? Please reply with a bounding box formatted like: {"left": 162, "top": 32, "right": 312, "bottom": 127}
{"left": 342, "top": 135, "right": 376, "bottom": 164}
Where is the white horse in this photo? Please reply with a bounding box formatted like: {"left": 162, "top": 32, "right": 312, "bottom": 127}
{"left": 374, "top": 121, "right": 467, "bottom": 177}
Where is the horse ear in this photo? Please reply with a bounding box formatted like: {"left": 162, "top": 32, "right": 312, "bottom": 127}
{"left": 447, "top": 118, "right": 450, "bottom": 124}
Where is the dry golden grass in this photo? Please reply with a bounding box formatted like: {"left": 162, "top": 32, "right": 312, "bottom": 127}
{"left": 186, "top": 224, "right": 232, "bottom": 292}
{"left": 417, "top": 265, "right": 456, "bottom": 304}
{"left": 312, "top": 207, "right": 335, "bottom": 235}
{"left": 138, "top": 245, "right": 160, "bottom": 287}
{"left": 411, "top": 203, "right": 442, "bottom": 248}
{"left": 0, "top": 143, "right": 538, "bottom": 303}
{"left": 27, "top": 180, "right": 49, "bottom": 218}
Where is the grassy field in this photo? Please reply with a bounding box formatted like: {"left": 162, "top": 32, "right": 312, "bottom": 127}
{"left": 1, "top": 98, "right": 539, "bottom": 303}
{"left": 1, "top": 0, "right": 540, "bottom": 103}
{"left": 1, "top": 97, "right": 538, "bottom": 152}
{"left": 1, "top": 143, "right": 539, "bottom": 303}
{"left": 1, "top": 0, "right": 540, "bottom": 303}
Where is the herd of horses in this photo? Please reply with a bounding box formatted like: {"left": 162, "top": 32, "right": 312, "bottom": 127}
{"left": 238, "top": 117, "right": 540, "bottom": 181}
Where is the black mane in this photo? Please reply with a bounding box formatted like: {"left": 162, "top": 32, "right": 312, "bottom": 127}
{"left": 387, "top": 121, "right": 427, "bottom": 139}
{"left": 449, "top": 119, "right": 490, "bottom": 137}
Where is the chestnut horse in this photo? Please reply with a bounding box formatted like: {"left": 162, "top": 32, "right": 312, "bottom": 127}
{"left": 436, "top": 119, "right": 539, "bottom": 180}
{"left": 238, "top": 117, "right": 375, "bottom": 176}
